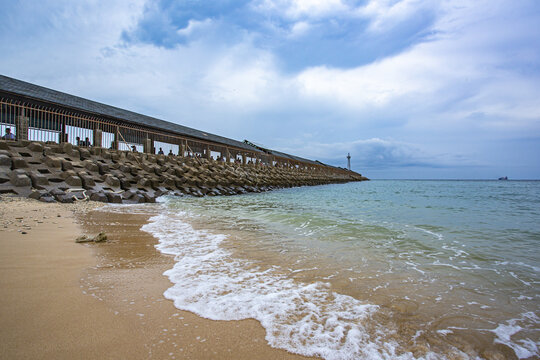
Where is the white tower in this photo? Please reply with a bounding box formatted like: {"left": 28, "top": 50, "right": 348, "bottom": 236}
{"left": 347, "top": 153, "right": 351, "bottom": 170}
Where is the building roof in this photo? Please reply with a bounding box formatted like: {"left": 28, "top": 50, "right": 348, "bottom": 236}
{"left": 0, "top": 74, "right": 262, "bottom": 153}
{"left": 243, "top": 139, "right": 320, "bottom": 165}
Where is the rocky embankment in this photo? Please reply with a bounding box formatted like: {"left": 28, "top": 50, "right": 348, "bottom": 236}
{"left": 0, "top": 140, "right": 368, "bottom": 204}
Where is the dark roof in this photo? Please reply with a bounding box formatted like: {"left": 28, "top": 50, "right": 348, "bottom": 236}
{"left": 0, "top": 74, "right": 261, "bottom": 153}
{"left": 243, "top": 140, "right": 320, "bottom": 165}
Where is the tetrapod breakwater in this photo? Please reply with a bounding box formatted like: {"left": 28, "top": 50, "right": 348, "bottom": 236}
{"left": 0, "top": 140, "right": 368, "bottom": 204}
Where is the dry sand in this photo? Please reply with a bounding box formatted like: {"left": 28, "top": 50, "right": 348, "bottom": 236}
{"left": 0, "top": 196, "right": 313, "bottom": 359}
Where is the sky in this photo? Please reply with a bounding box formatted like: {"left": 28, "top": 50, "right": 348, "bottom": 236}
{"left": 1, "top": 0, "right": 539, "bottom": 179}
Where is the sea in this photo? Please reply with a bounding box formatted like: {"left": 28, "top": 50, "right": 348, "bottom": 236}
{"left": 140, "top": 180, "right": 540, "bottom": 359}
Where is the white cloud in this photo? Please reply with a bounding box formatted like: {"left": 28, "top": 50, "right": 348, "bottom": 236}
{"left": 289, "top": 21, "right": 311, "bottom": 38}
{"left": 292, "top": 0, "right": 540, "bottom": 137}
{"left": 253, "top": 0, "right": 350, "bottom": 20}
{"left": 1, "top": 0, "right": 539, "bottom": 178}
{"left": 356, "top": 0, "right": 438, "bottom": 33}
{"left": 177, "top": 18, "right": 213, "bottom": 37}
{"left": 285, "top": 0, "right": 349, "bottom": 18}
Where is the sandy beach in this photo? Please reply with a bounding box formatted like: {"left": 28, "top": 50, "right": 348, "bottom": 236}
{"left": 0, "top": 196, "right": 312, "bottom": 359}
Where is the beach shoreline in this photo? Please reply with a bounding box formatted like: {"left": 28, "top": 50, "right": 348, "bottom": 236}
{"left": 0, "top": 196, "right": 313, "bottom": 359}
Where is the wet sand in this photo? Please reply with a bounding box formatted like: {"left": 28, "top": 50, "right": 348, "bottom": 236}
{"left": 0, "top": 196, "right": 313, "bottom": 359}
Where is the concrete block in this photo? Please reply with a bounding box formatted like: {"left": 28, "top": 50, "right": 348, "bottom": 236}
{"left": 83, "top": 160, "right": 99, "bottom": 172}
{"left": 70, "top": 149, "right": 80, "bottom": 158}
{"left": 142, "top": 192, "right": 156, "bottom": 203}
{"left": 122, "top": 190, "right": 136, "bottom": 200}
{"left": 29, "top": 190, "right": 45, "bottom": 200}
{"left": 79, "top": 148, "right": 91, "bottom": 159}
{"left": 60, "top": 170, "right": 77, "bottom": 180}
{"left": 29, "top": 172, "right": 49, "bottom": 186}
{"left": 104, "top": 175, "right": 120, "bottom": 187}
{"left": 44, "top": 156, "right": 62, "bottom": 168}
{"left": 55, "top": 194, "right": 74, "bottom": 203}
{"left": 80, "top": 175, "right": 96, "bottom": 189}
{"left": 132, "top": 194, "right": 146, "bottom": 203}
{"left": 97, "top": 163, "right": 109, "bottom": 175}
{"left": 105, "top": 192, "right": 122, "bottom": 203}
{"left": 11, "top": 157, "right": 28, "bottom": 169}
{"left": 89, "top": 191, "right": 108, "bottom": 203}
{"left": 61, "top": 142, "right": 72, "bottom": 154}
{"left": 120, "top": 178, "right": 132, "bottom": 190}
{"left": 50, "top": 188, "right": 66, "bottom": 196}
{"left": 0, "top": 154, "right": 11, "bottom": 167}
{"left": 138, "top": 177, "right": 152, "bottom": 187}
{"left": 151, "top": 179, "right": 160, "bottom": 189}
{"left": 163, "top": 177, "right": 175, "bottom": 187}
{"left": 65, "top": 175, "right": 82, "bottom": 187}
{"left": 10, "top": 171, "right": 31, "bottom": 187}
{"left": 62, "top": 160, "right": 74, "bottom": 171}
{"left": 27, "top": 142, "right": 44, "bottom": 152}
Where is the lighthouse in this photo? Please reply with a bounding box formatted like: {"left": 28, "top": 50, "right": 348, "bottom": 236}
{"left": 347, "top": 153, "right": 351, "bottom": 170}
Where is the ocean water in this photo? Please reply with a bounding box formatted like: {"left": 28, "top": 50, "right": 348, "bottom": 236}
{"left": 141, "top": 180, "right": 540, "bottom": 359}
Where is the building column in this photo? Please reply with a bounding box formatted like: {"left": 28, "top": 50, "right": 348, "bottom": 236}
{"left": 59, "top": 116, "right": 68, "bottom": 143}
{"left": 112, "top": 126, "right": 119, "bottom": 150}
{"left": 93, "top": 129, "right": 102, "bottom": 148}
{"left": 15, "top": 109, "right": 29, "bottom": 141}
{"left": 178, "top": 143, "right": 185, "bottom": 157}
{"left": 206, "top": 144, "right": 211, "bottom": 160}
{"left": 143, "top": 138, "right": 152, "bottom": 154}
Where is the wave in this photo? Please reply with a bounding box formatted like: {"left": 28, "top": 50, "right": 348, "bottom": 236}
{"left": 142, "top": 209, "right": 424, "bottom": 360}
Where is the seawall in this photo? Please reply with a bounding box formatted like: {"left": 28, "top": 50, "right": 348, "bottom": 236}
{"left": 0, "top": 140, "right": 368, "bottom": 204}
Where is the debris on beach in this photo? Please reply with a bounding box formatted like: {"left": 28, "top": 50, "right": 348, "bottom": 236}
{"left": 76, "top": 232, "right": 108, "bottom": 243}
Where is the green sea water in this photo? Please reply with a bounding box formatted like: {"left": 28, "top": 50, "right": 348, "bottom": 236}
{"left": 145, "top": 180, "right": 540, "bottom": 359}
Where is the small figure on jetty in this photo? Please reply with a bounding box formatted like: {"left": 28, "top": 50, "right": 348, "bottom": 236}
{"left": 131, "top": 145, "right": 137, "bottom": 152}
{"left": 158, "top": 147, "right": 164, "bottom": 155}
{"left": 168, "top": 149, "right": 173, "bottom": 156}
{"left": 2, "top": 128, "right": 15, "bottom": 140}
{"left": 76, "top": 137, "right": 91, "bottom": 147}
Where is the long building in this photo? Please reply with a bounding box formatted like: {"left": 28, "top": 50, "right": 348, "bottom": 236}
{"left": 0, "top": 74, "right": 328, "bottom": 169}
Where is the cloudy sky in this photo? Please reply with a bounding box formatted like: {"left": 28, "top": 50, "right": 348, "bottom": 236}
{"left": 1, "top": 0, "right": 539, "bottom": 179}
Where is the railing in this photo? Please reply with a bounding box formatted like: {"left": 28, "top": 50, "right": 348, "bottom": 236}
{"left": 0, "top": 97, "right": 350, "bottom": 175}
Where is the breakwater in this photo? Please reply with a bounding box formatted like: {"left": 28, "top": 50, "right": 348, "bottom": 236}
{"left": 0, "top": 140, "right": 368, "bottom": 204}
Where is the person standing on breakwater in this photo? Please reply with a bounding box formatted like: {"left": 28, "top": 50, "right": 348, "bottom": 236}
{"left": 158, "top": 148, "right": 164, "bottom": 155}
{"left": 2, "top": 128, "right": 15, "bottom": 140}
{"left": 131, "top": 145, "right": 137, "bottom": 152}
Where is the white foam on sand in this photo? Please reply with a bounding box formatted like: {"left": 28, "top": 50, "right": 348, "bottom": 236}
{"left": 490, "top": 312, "right": 540, "bottom": 359}
{"left": 142, "top": 210, "right": 420, "bottom": 360}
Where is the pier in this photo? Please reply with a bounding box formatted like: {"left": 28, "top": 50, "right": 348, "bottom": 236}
{"left": 0, "top": 75, "right": 367, "bottom": 203}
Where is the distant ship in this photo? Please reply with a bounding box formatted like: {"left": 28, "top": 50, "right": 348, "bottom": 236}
{"left": 498, "top": 176, "right": 508, "bottom": 180}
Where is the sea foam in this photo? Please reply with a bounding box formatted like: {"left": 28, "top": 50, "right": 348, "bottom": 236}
{"left": 142, "top": 210, "right": 417, "bottom": 360}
